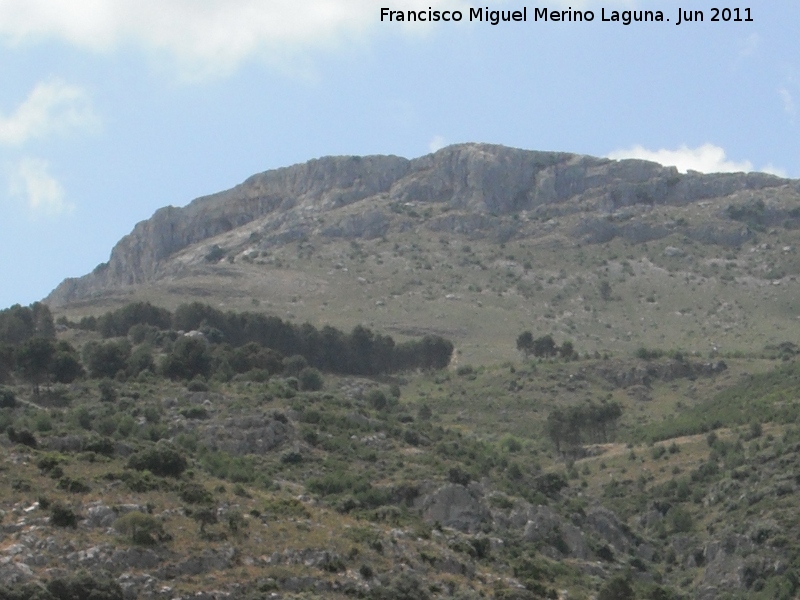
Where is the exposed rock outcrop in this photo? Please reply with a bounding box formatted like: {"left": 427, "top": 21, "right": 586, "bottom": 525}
{"left": 416, "top": 483, "right": 491, "bottom": 533}
{"left": 46, "top": 143, "right": 792, "bottom": 306}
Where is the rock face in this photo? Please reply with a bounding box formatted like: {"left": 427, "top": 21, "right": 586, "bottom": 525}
{"left": 45, "top": 143, "right": 792, "bottom": 306}
{"left": 416, "top": 483, "right": 491, "bottom": 532}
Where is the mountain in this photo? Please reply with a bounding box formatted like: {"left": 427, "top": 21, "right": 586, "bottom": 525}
{"left": 47, "top": 142, "right": 800, "bottom": 363}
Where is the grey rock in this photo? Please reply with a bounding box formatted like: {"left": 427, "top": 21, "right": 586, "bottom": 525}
{"left": 45, "top": 143, "right": 790, "bottom": 307}
{"left": 584, "top": 506, "right": 636, "bottom": 554}
{"left": 117, "top": 573, "right": 159, "bottom": 600}
{"left": 436, "top": 555, "right": 474, "bottom": 577}
{"left": 162, "top": 545, "right": 236, "bottom": 578}
{"left": 85, "top": 504, "right": 117, "bottom": 528}
{"left": 636, "top": 543, "right": 657, "bottom": 562}
{"left": 0, "top": 561, "right": 34, "bottom": 585}
{"left": 108, "top": 547, "right": 164, "bottom": 571}
{"left": 416, "top": 484, "right": 490, "bottom": 533}
{"left": 282, "top": 576, "right": 331, "bottom": 592}
{"left": 520, "top": 505, "right": 589, "bottom": 559}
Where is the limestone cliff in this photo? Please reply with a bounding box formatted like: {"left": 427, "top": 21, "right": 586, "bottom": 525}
{"left": 46, "top": 143, "right": 790, "bottom": 307}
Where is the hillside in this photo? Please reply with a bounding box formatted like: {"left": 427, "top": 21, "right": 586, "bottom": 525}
{"left": 1, "top": 143, "right": 799, "bottom": 599}
{"left": 3, "top": 306, "right": 800, "bottom": 600}
{"left": 45, "top": 143, "right": 800, "bottom": 363}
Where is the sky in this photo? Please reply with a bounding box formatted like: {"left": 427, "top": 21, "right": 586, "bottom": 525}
{"left": 1, "top": 0, "right": 799, "bottom": 309}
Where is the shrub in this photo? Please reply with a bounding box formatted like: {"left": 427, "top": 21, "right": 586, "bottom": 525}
{"left": 367, "top": 388, "right": 389, "bottom": 410}
{"left": 0, "top": 387, "right": 16, "bottom": 408}
{"left": 127, "top": 441, "right": 187, "bottom": 477}
{"left": 7, "top": 426, "right": 38, "bottom": 448}
{"left": 359, "top": 564, "right": 374, "bottom": 579}
{"left": 180, "top": 406, "right": 209, "bottom": 420}
{"left": 50, "top": 503, "right": 78, "bottom": 527}
{"left": 38, "top": 453, "right": 66, "bottom": 473}
{"left": 205, "top": 244, "right": 225, "bottom": 262}
{"left": 83, "top": 340, "right": 131, "bottom": 379}
{"left": 283, "top": 354, "right": 308, "bottom": 377}
{"left": 98, "top": 379, "right": 117, "bottom": 402}
{"left": 114, "top": 511, "right": 166, "bottom": 545}
{"left": 160, "top": 336, "right": 211, "bottom": 380}
{"left": 57, "top": 476, "right": 91, "bottom": 494}
{"left": 635, "top": 347, "right": 664, "bottom": 361}
{"left": 298, "top": 367, "right": 324, "bottom": 391}
{"left": 179, "top": 482, "right": 214, "bottom": 504}
{"left": 448, "top": 466, "right": 471, "bottom": 486}
{"left": 50, "top": 344, "right": 84, "bottom": 384}
{"left": 500, "top": 434, "right": 523, "bottom": 453}
{"left": 651, "top": 445, "right": 667, "bottom": 460}
{"left": 84, "top": 436, "right": 116, "bottom": 456}
{"left": 192, "top": 506, "right": 218, "bottom": 533}
{"left": 667, "top": 506, "right": 693, "bottom": 533}
{"left": 457, "top": 365, "right": 475, "bottom": 377}
{"left": 127, "top": 345, "right": 155, "bottom": 376}
{"left": 187, "top": 377, "right": 209, "bottom": 392}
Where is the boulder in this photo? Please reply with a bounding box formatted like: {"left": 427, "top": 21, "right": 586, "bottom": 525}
{"left": 416, "top": 484, "right": 490, "bottom": 533}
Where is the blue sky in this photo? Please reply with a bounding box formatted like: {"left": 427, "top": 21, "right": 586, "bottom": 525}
{"left": 1, "top": 0, "right": 798, "bottom": 309}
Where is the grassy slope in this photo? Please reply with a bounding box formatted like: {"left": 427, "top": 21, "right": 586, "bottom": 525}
{"left": 56, "top": 193, "right": 800, "bottom": 365}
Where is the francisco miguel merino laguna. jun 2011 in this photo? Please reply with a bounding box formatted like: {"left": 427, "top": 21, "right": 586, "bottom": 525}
{"left": 379, "top": 7, "right": 755, "bottom": 25}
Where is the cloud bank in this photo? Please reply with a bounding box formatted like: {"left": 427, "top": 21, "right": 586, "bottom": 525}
{"left": 607, "top": 143, "right": 785, "bottom": 177}
{"left": 0, "top": 0, "right": 613, "bottom": 79}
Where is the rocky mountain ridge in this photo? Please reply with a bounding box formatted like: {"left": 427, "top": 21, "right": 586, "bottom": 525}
{"left": 46, "top": 143, "right": 792, "bottom": 307}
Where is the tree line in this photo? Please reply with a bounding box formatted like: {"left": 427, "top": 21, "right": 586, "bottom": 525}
{"left": 77, "top": 301, "right": 453, "bottom": 375}
{"left": 516, "top": 332, "right": 576, "bottom": 360}
{"left": 545, "top": 401, "right": 623, "bottom": 454}
{"left": 0, "top": 301, "right": 454, "bottom": 392}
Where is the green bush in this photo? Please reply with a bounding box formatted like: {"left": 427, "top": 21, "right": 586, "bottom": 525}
{"left": 4, "top": 571, "right": 124, "bottom": 600}
{"left": 84, "top": 436, "right": 115, "bottom": 456}
{"left": 283, "top": 354, "right": 308, "bottom": 377}
{"left": 127, "top": 441, "right": 187, "bottom": 477}
{"left": 50, "top": 503, "right": 78, "bottom": 527}
{"left": 667, "top": 506, "right": 693, "bottom": 533}
{"left": 298, "top": 367, "right": 324, "bottom": 391}
{"left": 186, "top": 377, "right": 209, "bottom": 392}
{"left": 38, "top": 453, "right": 66, "bottom": 473}
{"left": 114, "top": 511, "right": 166, "bottom": 545}
{"left": 367, "top": 388, "right": 389, "bottom": 410}
{"left": 7, "top": 426, "right": 38, "bottom": 448}
{"left": 0, "top": 387, "right": 16, "bottom": 408}
{"left": 57, "top": 476, "right": 91, "bottom": 494}
{"left": 43, "top": 572, "right": 124, "bottom": 600}
{"left": 179, "top": 482, "right": 214, "bottom": 504}
{"left": 180, "top": 406, "right": 209, "bottom": 420}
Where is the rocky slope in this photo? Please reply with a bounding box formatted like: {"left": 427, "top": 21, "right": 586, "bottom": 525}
{"left": 46, "top": 143, "right": 792, "bottom": 307}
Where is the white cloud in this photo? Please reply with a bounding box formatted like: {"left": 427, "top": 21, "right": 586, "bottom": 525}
{"left": 607, "top": 143, "right": 780, "bottom": 175}
{"left": 428, "top": 135, "right": 447, "bottom": 153}
{"left": 0, "top": 79, "right": 99, "bottom": 146}
{"left": 8, "top": 157, "right": 73, "bottom": 217}
{"left": 0, "top": 0, "right": 613, "bottom": 79}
